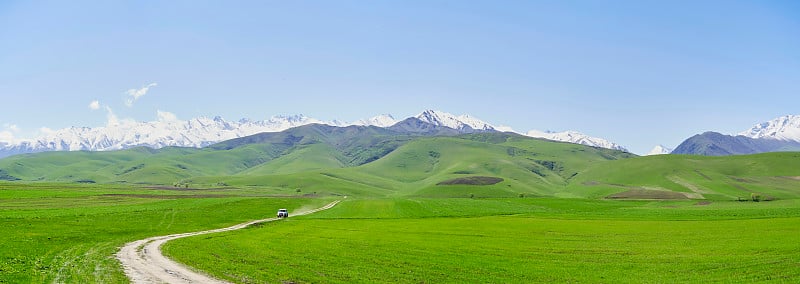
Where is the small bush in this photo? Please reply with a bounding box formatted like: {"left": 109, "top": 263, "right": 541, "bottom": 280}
{"left": 751, "top": 193, "right": 761, "bottom": 202}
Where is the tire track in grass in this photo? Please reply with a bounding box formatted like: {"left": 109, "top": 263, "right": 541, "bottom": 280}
{"left": 116, "top": 200, "right": 341, "bottom": 284}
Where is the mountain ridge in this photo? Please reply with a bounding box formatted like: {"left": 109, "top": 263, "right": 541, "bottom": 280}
{"left": 525, "top": 130, "right": 628, "bottom": 152}
{"left": 672, "top": 131, "right": 800, "bottom": 156}
{"left": 0, "top": 110, "right": 629, "bottom": 158}
{"left": 673, "top": 114, "right": 800, "bottom": 156}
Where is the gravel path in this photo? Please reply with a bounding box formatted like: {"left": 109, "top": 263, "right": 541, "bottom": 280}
{"left": 116, "top": 200, "right": 341, "bottom": 284}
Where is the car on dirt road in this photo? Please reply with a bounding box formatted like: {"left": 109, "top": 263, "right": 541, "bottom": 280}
{"left": 277, "top": 209, "right": 288, "bottom": 218}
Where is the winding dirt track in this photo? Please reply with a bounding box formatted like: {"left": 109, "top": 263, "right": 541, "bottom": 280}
{"left": 116, "top": 200, "right": 341, "bottom": 284}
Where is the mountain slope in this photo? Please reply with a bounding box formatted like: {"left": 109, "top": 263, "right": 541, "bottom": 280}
{"left": 673, "top": 132, "right": 800, "bottom": 156}
{"left": 387, "top": 118, "right": 463, "bottom": 136}
{"left": 569, "top": 152, "right": 800, "bottom": 200}
{"left": 189, "top": 132, "right": 635, "bottom": 198}
{"left": 209, "top": 123, "right": 416, "bottom": 166}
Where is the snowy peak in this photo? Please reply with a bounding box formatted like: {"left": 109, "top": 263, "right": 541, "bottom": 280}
{"left": 646, "top": 145, "right": 673, "bottom": 155}
{"left": 415, "top": 110, "right": 495, "bottom": 131}
{"left": 739, "top": 115, "right": 800, "bottom": 142}
{"left": 353, "top": 114, "right": 398, "bottom": 128}
{"left": 525, "top": 130, "right": 629, "bottom": 152}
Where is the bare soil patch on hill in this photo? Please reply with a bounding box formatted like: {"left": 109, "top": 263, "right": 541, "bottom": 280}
{"left": 606, "top": 189, "right": 689, "bottom": 200}
{"left": 437, "top": 176, "right": 504, "bottom": 186}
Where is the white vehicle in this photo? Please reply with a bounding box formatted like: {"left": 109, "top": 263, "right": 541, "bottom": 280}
{"left": 276, "top": 209, "right": 288, "bottom": 218}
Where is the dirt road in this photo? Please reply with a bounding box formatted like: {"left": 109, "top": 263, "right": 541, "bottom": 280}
{"left": 116, "top": 200, "right": 341, "bottom": 284}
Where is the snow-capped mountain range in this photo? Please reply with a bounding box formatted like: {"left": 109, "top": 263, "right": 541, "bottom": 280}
{"left": 669, "top": 114, "right": 800, "bottom": 156}
{"left": 525, "top": 130, "right": 628, "bottom": 152}
{"left": 415, "top": 110, "right": 494, "bottom": 132}
{"left": 0, "top": 110, "right": 630, "bottom": 158}
{"left": 738, "top": 115, "right": 800, "bottom": 142}
{"left": 646, "top": 115, "right": 800, "bottom": 156}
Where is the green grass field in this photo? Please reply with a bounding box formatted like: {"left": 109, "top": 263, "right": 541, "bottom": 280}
{"left": 165, "top": 198, "right": 800, "bottom": 283}
{"left": 0, "top": 182, "right": 327, "bottom": 283}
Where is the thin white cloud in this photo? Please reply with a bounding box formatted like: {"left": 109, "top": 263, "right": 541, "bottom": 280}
{"left": 157, "top": 110, "right": 179, "bottom": 122}
{"left": 105, "top": 106, "right": 120, "bottom": 126}
{"left": 0, "top": 131, "right": 14, "bottom": 143}
{"left": 0, "top": 124, "right": 19, "bottom": 143}
{"left": 89, "top": 100, "right": 101, "bottom": 110}
{"left": 125, "top": 83, "right": 157, "bottom": 107}
{"left": 104, "top": 106, "right": 136, "bottom": 127}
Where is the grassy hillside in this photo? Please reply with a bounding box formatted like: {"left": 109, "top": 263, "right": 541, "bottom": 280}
{"left": 0, "top": 124, "right": 413, "bottom": 185}
{"left": 569, "top": 152, "right": 800, "bottom": 200}
{"left": 191, "top": 133, "right": 800, "bottom": 201}
{"left": 2, "top": 129, "right": 800, "bottom": 201}
{"left": 347, "top": 133, "right": 633, "bottom": 197}
{"left": 186, "top": 133, "right": 635, "bottom": 198}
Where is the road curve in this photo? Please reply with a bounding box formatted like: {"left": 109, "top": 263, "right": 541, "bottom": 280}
{"left": 116, "top": 200, "right": 341, "bottom": 284}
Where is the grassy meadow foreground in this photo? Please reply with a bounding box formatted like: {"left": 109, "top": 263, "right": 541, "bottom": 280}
{"left": 0, "top": 183, "right": 329, "bottom": 283}
{"left": 165, "top": 198, "right": 800, "bottom": 283}
{"left": 2, "top": 131, "right": 800, "bottom": 282}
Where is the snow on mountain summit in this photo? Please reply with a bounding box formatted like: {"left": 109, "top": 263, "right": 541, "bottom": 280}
{"left": 353, "top": 114, "right": 397, "bottom": 127}
{"left": 525, "top": 129, "right": 629, "bottom": 152}
{"left": 415, "top": 110, "right": 495, "bottom": 131}
{"left": 739, "top": 115, "right": 800, "bottom": 142}
{"left": 0, "top": 114, "right": 341, "bottom": 158}
{"left": 646, "top": 145, "right": 673, "bottom": 155}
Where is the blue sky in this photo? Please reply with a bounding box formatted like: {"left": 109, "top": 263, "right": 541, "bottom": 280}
{"left": 1, "top": 0, "right": 798, "bottom": 154}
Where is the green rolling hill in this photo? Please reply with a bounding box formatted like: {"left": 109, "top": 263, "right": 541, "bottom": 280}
{"left": 1, "top": 124, "right": 800, "bottom": 200}
{"left": 568, "top": 152, "right": 800, "bottom": 200}
{"left": 0, "top": 124, "right": 413, "bottom": 185}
